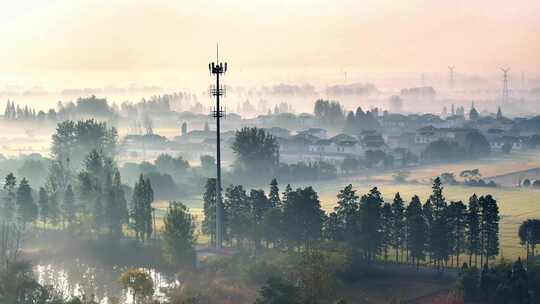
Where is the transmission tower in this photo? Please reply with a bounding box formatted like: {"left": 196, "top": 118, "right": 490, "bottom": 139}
{"left": 448, "top": 66, "right": 455, "bottom": 90}
{"left": 501, "top": 67, "right": 510, "bottom": 104}
{"left": 208, "top": 45, "right": 227, "bottom": 249}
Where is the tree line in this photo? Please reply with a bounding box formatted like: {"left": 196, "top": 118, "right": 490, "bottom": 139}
{"left": 0, "top": 151, "right": 155, "bottom": 243}
{"left": 203, "top": 176, "right": 500, "bottom": 269}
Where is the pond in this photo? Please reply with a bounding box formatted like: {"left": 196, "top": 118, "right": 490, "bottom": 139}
{"left": 35, "top": 260, "right": 179, "bottom": 304}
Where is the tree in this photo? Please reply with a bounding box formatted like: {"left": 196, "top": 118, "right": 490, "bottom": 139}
{"left": 380, "top": 202, "right": 393, "bottom": 261}
{"left": 261, "top": 208, "right": 283, "bottom": 248}
{"left": 231, "top": 127, "right": 279, "bottom": 180}
{"left": 2, "top": 173, "right": 17, "bottom": 223}
{"left": 359, "top": 187, "right": 384, "bottom": 261}
{"left": 407, "top": 195, "right": 428, "bottom": 268}
{"left": 162, "top": 201, "right": 196, "bottom": 267}
{"left": 62, "top": 185, "right": 76, "bottom": 227}
{"left": 224, "top": 184, "right": 251, "bottom": 245}
{"left": 38, "top": 187, "right": 49, "bottom": 228}
{"left": 51, "top": 119, "right": 118, "bottom": 169}
{"left": 390, "top": 192, "right": 406, "bottom": 262}
{"left": 282, "top": 187, "right": 325, "bottom": 249}
{"left": 202, "top": 178, "right": 216, "bottom": 245}
{"left": 250, "top": 189, "right": 271, "bottom": 246}
{"left": 16, "top": 178, "right": 37, "bottom": 229}
{"left": 313, "top": 99, "right": 345, "bottom": 127}
{"left": 448, "top": 200, "right": 467, "bottom": 267}
{"left": 154, "top": 153, "right": 190, "bottom": 178}
{"left": 429, "top": 177, "right": 451, "bottom": 268}
{"left": 467, "top": 194, "right": 481, "bottom": 266}
{"left": 518, "top": 219, "right": 540, "bottom": 262}
{"left": 268, "top": 178, "right": 281, "bottom": 209}
{"left": 254, "top": 277, "right": 300, "bottom": 304}
{"left": 131, "top": 175, "right": 154, "bottom": 242}
{"left": 479, "top": 195, "right": 499, "bottom": 264}
{"left": 464, "top": 131, "right": 491, "bottom": 158}
{"left": 199, "top": 155, "right": 215, "bottom": 175}
{"left": 422, "top": 198, "right": 434, "bottom": 263}
{"left": 334, "top": 184, "right": 359, "bottom": 243}
{"left": 105, "top": 170, "right": 128, "bottom": 239}
{"left": 422, "top": 139, "right": 462, "bottom": 161}
{"left": 119, "top": 269, "right": 154, "bottom": 304}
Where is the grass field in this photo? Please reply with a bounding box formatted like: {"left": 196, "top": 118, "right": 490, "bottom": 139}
{"left": 153, "top": 150, "right": 540, "bottom": 258}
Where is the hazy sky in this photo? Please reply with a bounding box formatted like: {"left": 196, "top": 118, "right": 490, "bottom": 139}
{"left": 0, "top": 0, "right": 539, "bottom": 89}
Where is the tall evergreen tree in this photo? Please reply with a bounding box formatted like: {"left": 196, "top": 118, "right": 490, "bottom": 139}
{"left": 282, "top": 187, "right": 325, "bottom": 249}
{"left": 429, "top": 177, "right": 451, "bottom": 268}
{"left": 480, "top": 195, "right": 499, "bottom": 263}
{"left": 2, "top": 173, "right": 17, "bottom": 223}
{"left": 467, "top": 194, "right": 481, "bottom": 266}
{"left": 390, "top": 192, "right": 406, "bottom": 262}
{"left": 104, "top": 170, "right": 128, "bottom": 239}
{"left": 422, "top": 198, "right": 434, "bottom": 262}
{"left": 224, "top": 185, "right": 252, "bottom": 245}
{"left": 359, "top": 187, "right": 383, "bottom": 261}
{"left": 268, "top": 178, "right": 281, "bottom": 209}
{"left": 381, "top": 202, "right": 393, "bottom": 261}
{"left": 407, "top": 195, "right": 428, "bottom": 268}
{"left": 250, "top": 189, "right": 270, "bottom": 246}
{"left": 131, "top": 175, "right": 153, "bottom": 242}
{"left": 448, "top": 200, "right": 467, "bottom": 267}
{"left": 334, "top": 184, "right": 359, "bottom": 243}
{"left": 202, "top": 178, "right": 216, "bottom": 245}
{"left": 16, "top": 178, "right": 37, "bottom": 229}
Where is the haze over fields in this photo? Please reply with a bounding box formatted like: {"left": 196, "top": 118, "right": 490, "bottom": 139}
{"left": 1, "top": 0, "right": 540, "bottom": 110}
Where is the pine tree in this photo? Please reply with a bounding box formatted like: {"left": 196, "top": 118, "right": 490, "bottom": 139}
{"left": 62, "top": 185, "right": 76, "bottom": 227}
{"left": 38, "top": 187, "right": 49, "bottom": 228}
{"left": 224, "top": 185, "right": 251, "bottom": 245}
{"left": 2, "top": 173, "right": 17, "bottom": 223}
{"left": 132, "top": 175, "right": 153, "bottom": 242}
{"left": 334, "top": 184, "right": 359, "bottom": 244}
{"left": 4, "top": 101, "right": 11, "bottom": 120}
{"left": 448, "top": 200, "right": 467, "bottom": 267}
{"left": 480, "top": 195, "right": 499, "bottom": 263}
{"left": 16, "top": 178, "right": 37, "bottom": 229}
{"left": 359, "top": 187, "right": 383, "bottom": 261}
{"left": 250, "top": 189, "right": 270, "bottom": 246}
{"left": 380, "top": 202, "right": 393, "bottom": 261}
{"left": 202, "top": 178, "right": 216, "bottom": 245}
{"left": 422, "top": 198, "right": 434, "bottom": 263}
{"left": 162, "top": 201, "right": 196, "bottom": 267}
{"left": 282, "top": 184, "right": 292, "bottom": 204}
{"left": 390, "top": 192, "right": 406, "bottom": 263}
{"left": 407, "top": 195, "right": 428, "bottom": 268}
{"left": 268, "top": 178, "right": 281, "bottom": 209}
{"left": 282, "top": 187, "right": 325, "bottom": 250}
{"left": 104, "top": 170, "right": 128, "bottom": 239}
{"left": 467, "top": 194, "right": 481, "bottom": 266}
{"left": 429, "top": 177, "right": 450, "bottom": 269}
